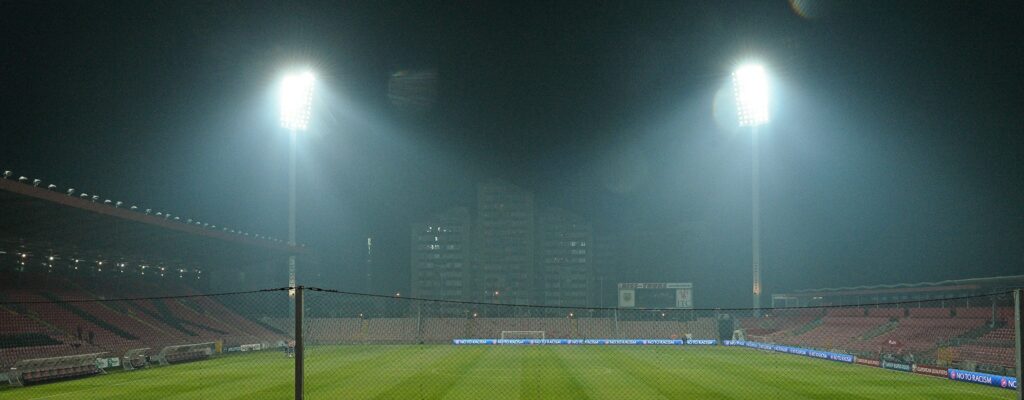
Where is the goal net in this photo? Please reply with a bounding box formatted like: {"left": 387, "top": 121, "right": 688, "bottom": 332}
{"left": 501, "top": 331, "right": 545, "bottom": 340}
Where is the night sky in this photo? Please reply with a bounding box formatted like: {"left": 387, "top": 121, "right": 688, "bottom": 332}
{"left": 2, "top": 1, "right": 1021, "bottom": 306}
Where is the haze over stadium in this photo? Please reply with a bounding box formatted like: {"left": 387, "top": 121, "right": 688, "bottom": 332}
{"left": 0, "top": 1, "right": 1021, "bottom": 399}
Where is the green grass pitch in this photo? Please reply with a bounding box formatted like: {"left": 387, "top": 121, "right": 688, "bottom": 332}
{"left": 2, "top": 345, "right": 1014, "bottom": 399}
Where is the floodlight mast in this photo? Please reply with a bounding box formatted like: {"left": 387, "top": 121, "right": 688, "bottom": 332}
{"left": 732, "top": 63, "right": 770, "bottom": 315}
{"left": 279, "top": 71, "right": 315, "bottom": 315}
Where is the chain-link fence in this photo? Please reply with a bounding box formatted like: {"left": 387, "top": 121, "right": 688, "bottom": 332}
{"left": 2, "top": 286, "right": 1021, "bottom": 399}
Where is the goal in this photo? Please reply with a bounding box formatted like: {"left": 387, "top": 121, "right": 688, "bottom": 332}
{"left": 501, "top": 331, "right": 545, "bottom": 340}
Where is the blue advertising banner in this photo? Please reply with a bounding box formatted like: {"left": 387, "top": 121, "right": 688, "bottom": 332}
{"left": 452, "top": 339, "right": 718, "bottom": 346}
{"left": 947, "top": 369, "right": 1018, "bottom": 390}
{"left": 721, "top": 340, "right": 854, "bottom": 364}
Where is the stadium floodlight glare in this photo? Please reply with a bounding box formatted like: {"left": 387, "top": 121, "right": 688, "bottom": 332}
{"left": 732, "top": 64, "right": 770, "bottom": 127}
{"left": 731, "top": 62, "right": 772, "bottom": 314}
{"left": 279, "top": 71, "right": 316, "bottom": 131}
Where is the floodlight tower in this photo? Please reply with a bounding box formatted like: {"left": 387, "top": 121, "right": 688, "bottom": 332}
{"left": 732, "top": 64, "right": 770, "bottom": 314}
{"left": 280, "top": 70, "right": 315, "bottom": 314}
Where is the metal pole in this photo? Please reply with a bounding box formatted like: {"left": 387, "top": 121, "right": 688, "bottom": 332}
{"left": 993, "top": 297, "right": 998, "bottom": 328}
{"left": 416, "top": 304, "right": 422, "bottom": 344}
{"left": 613, "top": 308, "right": 620, "bottom": 338}
{"left": 288, "top": 129, "right": 298, "bottom": 317}
{"left": 295, "top": 286, "right": 304, "bottom": 400}
{"left": 752, "top": 126, "right": 761, "bottom": 315}
{"left": 1014, "top": 289, "right": 1021, "bottom": 400}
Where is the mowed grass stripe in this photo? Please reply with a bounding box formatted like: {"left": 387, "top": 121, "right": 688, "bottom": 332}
{"left": 519, "top": 347, "right": 590, "bottom": 399}
{"left": 642, "top": 347, "right": 840, "bottom": 399}
{"left": 370, "top": 346, "right": 487, "bottom": 399}
{"left": 703, "top": 348, "right": 1011, "bottom": 400}
{"left": 306, "top": 345, "right": 458, "bottom": 399}
{"left": 662, "top": 347, "right": 857, "bottom": 399}
{"left": 303, "top": 345, "right": 430, "bottom": 397}
{"left": 555, "top": 346, "right": 668, "bottom": 400}
{"left": 441, "top": 347, "right": 526, "bottom": 399}
{"left": 597, "top": 346, "right": 731, "bottom": 399}
{"left": 684, "top": 348, "right": 1009, "bottom": 400}
{"left": 2, "top": 345, "right": 1017, "bottom": 399}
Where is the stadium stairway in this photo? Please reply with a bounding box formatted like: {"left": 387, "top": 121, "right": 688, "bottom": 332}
{"left": 790, "top": 316, "right": 824, "bottom": 336}
{"left": 955, "top": 320, "right": 1000, "bottom": 341}
{"left": 860, "top": 319, "right": 899, "bottom": 340}
{"left": 37, "top": 292, "right": 138, "bottom": 340}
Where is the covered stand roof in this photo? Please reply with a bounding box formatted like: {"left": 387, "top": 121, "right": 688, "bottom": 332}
{"left": 0, "top": 177, "right": 304, "bottom": 270}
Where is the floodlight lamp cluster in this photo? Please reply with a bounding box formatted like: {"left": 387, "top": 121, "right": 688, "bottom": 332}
{"left": 1, "top": 247, "right": 202, "bottom": 279}
{"left": 732, "top": 64, "right": 770, "bottom": 127}
{"left": 279, "top": 71, "right": 316, "bottom": 131}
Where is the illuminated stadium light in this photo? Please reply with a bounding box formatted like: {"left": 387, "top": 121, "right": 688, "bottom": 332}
{"left": 32, "top": 178, "right": 41, "bottom": 187}
{"left": 47, "top": 184, "right": 57, "bottom": 190}
{"left": 2, "top": 170, "right": 10, "bottom": 179}
{"left": 732, "top": 64, "right": 770, "bottom": 127}
{"left": 67, "top": 188, "right": 75, "bottom": 196}
{"left": 279, "top": 71, "right": 316, "bottom": 131}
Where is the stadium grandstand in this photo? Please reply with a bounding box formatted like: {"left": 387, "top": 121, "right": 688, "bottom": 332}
{"left": 772, "top": 275, "right": 1024, "bottom": 307}
{"left": 0, "top": 172, "right": 1020, "bottom": 398}
{"left": 0, "top": 172, "right": 297, "bottom": 385}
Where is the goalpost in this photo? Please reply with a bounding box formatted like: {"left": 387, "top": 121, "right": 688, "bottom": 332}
{"left": 501, "top": 331, "right": 545, "bottom": 340}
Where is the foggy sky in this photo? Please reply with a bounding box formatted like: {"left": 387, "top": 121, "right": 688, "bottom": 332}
{"left": 1, "top": 1, "right": 1021, "bottom": 306}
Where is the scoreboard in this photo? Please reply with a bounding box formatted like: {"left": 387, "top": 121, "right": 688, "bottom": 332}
{"left": 618, "top": 283, "right": 693, "bottom": 309}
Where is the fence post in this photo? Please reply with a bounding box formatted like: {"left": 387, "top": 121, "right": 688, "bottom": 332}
{"left": 1014, "top": 289, "right": 1021, "bottom": 400}
{"left": 613, "top": 308, "right": 619, "bottom": 337}
{"left": 295, "top": 286, "right": 304, "bottom": 400}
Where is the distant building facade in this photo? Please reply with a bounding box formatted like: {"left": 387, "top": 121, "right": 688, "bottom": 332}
{"left": 410, "top": 180, "right": 611, "bottom": 307}
{"left": 536, "top": 208, "right": 592, "bottom": 307}
{"left": 410, "top": 207, "right": 472, "bottom": 301}
{"left": 474, "top": 179, "right": 535, "bottom": 305}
